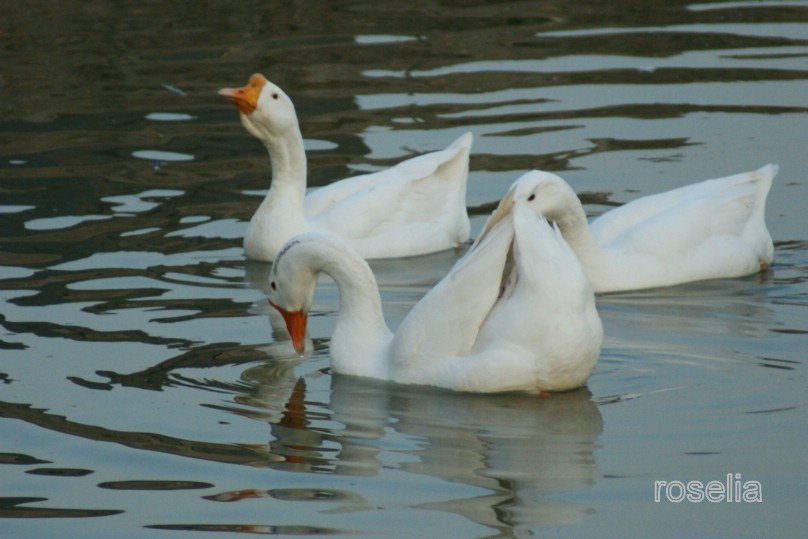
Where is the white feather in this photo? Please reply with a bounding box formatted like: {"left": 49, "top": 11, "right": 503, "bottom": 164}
{"left": 524, "top": 166, "right": 776, "bottom": 292}
{"left": 221, "top": 74, "right": 471, "bottom": 262}
{"left": 267, "top": 171, "right": 603, "bottom": 393}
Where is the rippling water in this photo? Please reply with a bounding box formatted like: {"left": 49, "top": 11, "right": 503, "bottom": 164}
{"left": 2, "top": 1, "right": 807, "bottom": 537}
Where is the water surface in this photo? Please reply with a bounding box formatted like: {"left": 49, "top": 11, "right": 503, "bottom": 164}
{"left": 1, "top": 1, "right": 807, "bottom": 537}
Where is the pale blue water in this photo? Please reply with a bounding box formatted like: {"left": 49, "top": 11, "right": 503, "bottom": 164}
{"left": 1, "top": 1, "right": 807, "bottom": 537}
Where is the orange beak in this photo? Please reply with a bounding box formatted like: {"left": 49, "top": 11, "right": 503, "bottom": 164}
{"left": 218, "top": 73, "right": 266, "bottom": 115}
{"left": 269, "top": 299, "right": 307, "bottom": 354}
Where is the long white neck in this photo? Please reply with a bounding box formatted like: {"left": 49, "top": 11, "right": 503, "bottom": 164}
{"left": 552, "top": 197, "right": 611, "bottom": 290}
{"left": 264, "top": 127, "right": 307, "bottom": 203}
{"left": 301, "top": 238, "right": 393, "bottom": 378}
{"left": 241, "top": 115, "right": 310, "bottom": 261}
{"left": 241, "top": 113, "right": 308, "bottom": 202}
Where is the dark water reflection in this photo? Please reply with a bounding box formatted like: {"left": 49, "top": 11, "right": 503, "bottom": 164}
{"left": 1, "top": 0, "right": 807, "bottom": 537}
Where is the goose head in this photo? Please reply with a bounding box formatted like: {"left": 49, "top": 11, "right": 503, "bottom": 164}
{"left": 517, "top": 170, "right": 579, "bottom": 222}
{"left": 219, "top": 73, "right": 300, "bottom": 142}
{"left": 477, "top": 170, "right": 576, "bottom": 243}
{"left": 266, "top": 238, "right": 318, "bottom": 354}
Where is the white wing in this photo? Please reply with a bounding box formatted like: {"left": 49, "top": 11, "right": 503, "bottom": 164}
{"left": 304, "top": 132, "right": 472, "bottom": 221}
{"left": 388, "top": 206, "right": 514, "bottom": 370}
{"left": 591, "top": 164, "right": 775, "bottom": 248}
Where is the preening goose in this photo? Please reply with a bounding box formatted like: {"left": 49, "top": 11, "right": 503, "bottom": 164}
{"left": 523, "top": 166, "right": 776, "bottom": 293}
{"left": 266, "top": 171, "right": 603, "bottom": 394}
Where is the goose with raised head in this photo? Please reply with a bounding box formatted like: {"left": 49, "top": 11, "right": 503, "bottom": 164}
{"left": 523, "top": 165, "right": 776, "bottom": 293}
{"left": 266, "top": 171, "right": 603, "bottom": 394}
{"left": 219, "top": 74, "right": 472, "bottom": 262}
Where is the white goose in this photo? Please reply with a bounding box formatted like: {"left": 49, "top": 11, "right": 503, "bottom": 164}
{"left": 219, "top": 74, "right": 472, "bottom": 262}
{"left": 525, "top": 165, "right": 776, "bottom": 293}
{"left": 266, "top": 171, "right": 603, "bottom": 394}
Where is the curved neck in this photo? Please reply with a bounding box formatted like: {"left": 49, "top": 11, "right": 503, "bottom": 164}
{"left": 553, "top": 200, "right": 608, "bottom": 282}
{"left": 555, "top": 202, "right": 594, "bottom": 247}
{"left": 307, "top": 240, "right": 392, "bottom": 377}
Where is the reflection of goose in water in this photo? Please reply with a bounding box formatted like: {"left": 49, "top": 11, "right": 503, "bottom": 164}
{"left": 225, "top": 364, "right": 603, "bottom": 532}
{"left": 228, "top": 360, "right": 329, "bottom": 472}
{"left": 232, "top": 362, "right": 382, "bottom": 477}
{"left": 334, "top": 376, "right": 603, "bottom": 531}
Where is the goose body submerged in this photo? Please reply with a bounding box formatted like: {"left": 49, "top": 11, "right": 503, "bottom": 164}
{"left": 220, "top": 74, "right": 472, "bottom": 262}
{"left": 267, "top": 171, "right": 603, "bottom": 394}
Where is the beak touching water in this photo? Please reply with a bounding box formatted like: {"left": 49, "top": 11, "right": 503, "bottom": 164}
{"left": 268, "top": 299, "right": 308, "bottom": 354}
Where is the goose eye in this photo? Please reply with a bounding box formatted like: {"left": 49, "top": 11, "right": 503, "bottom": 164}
{"left": 528, "top": 194, "right": 536, "bottom": 201}
{"left": 271, "top": 92, "right": 279, "bottom": 99}
{"left": 270, "top": 281, "right": 277, "bottom": 291}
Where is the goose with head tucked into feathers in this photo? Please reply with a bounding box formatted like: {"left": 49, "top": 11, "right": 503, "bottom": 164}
{"left": 522, "top": 165, "right": 776, "bottom": 293}
{"left": 266, "top": 171, "right": 603, "bottom": 394}
{"left": 219, "top": 74, "right": 472, "bottom": 262}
